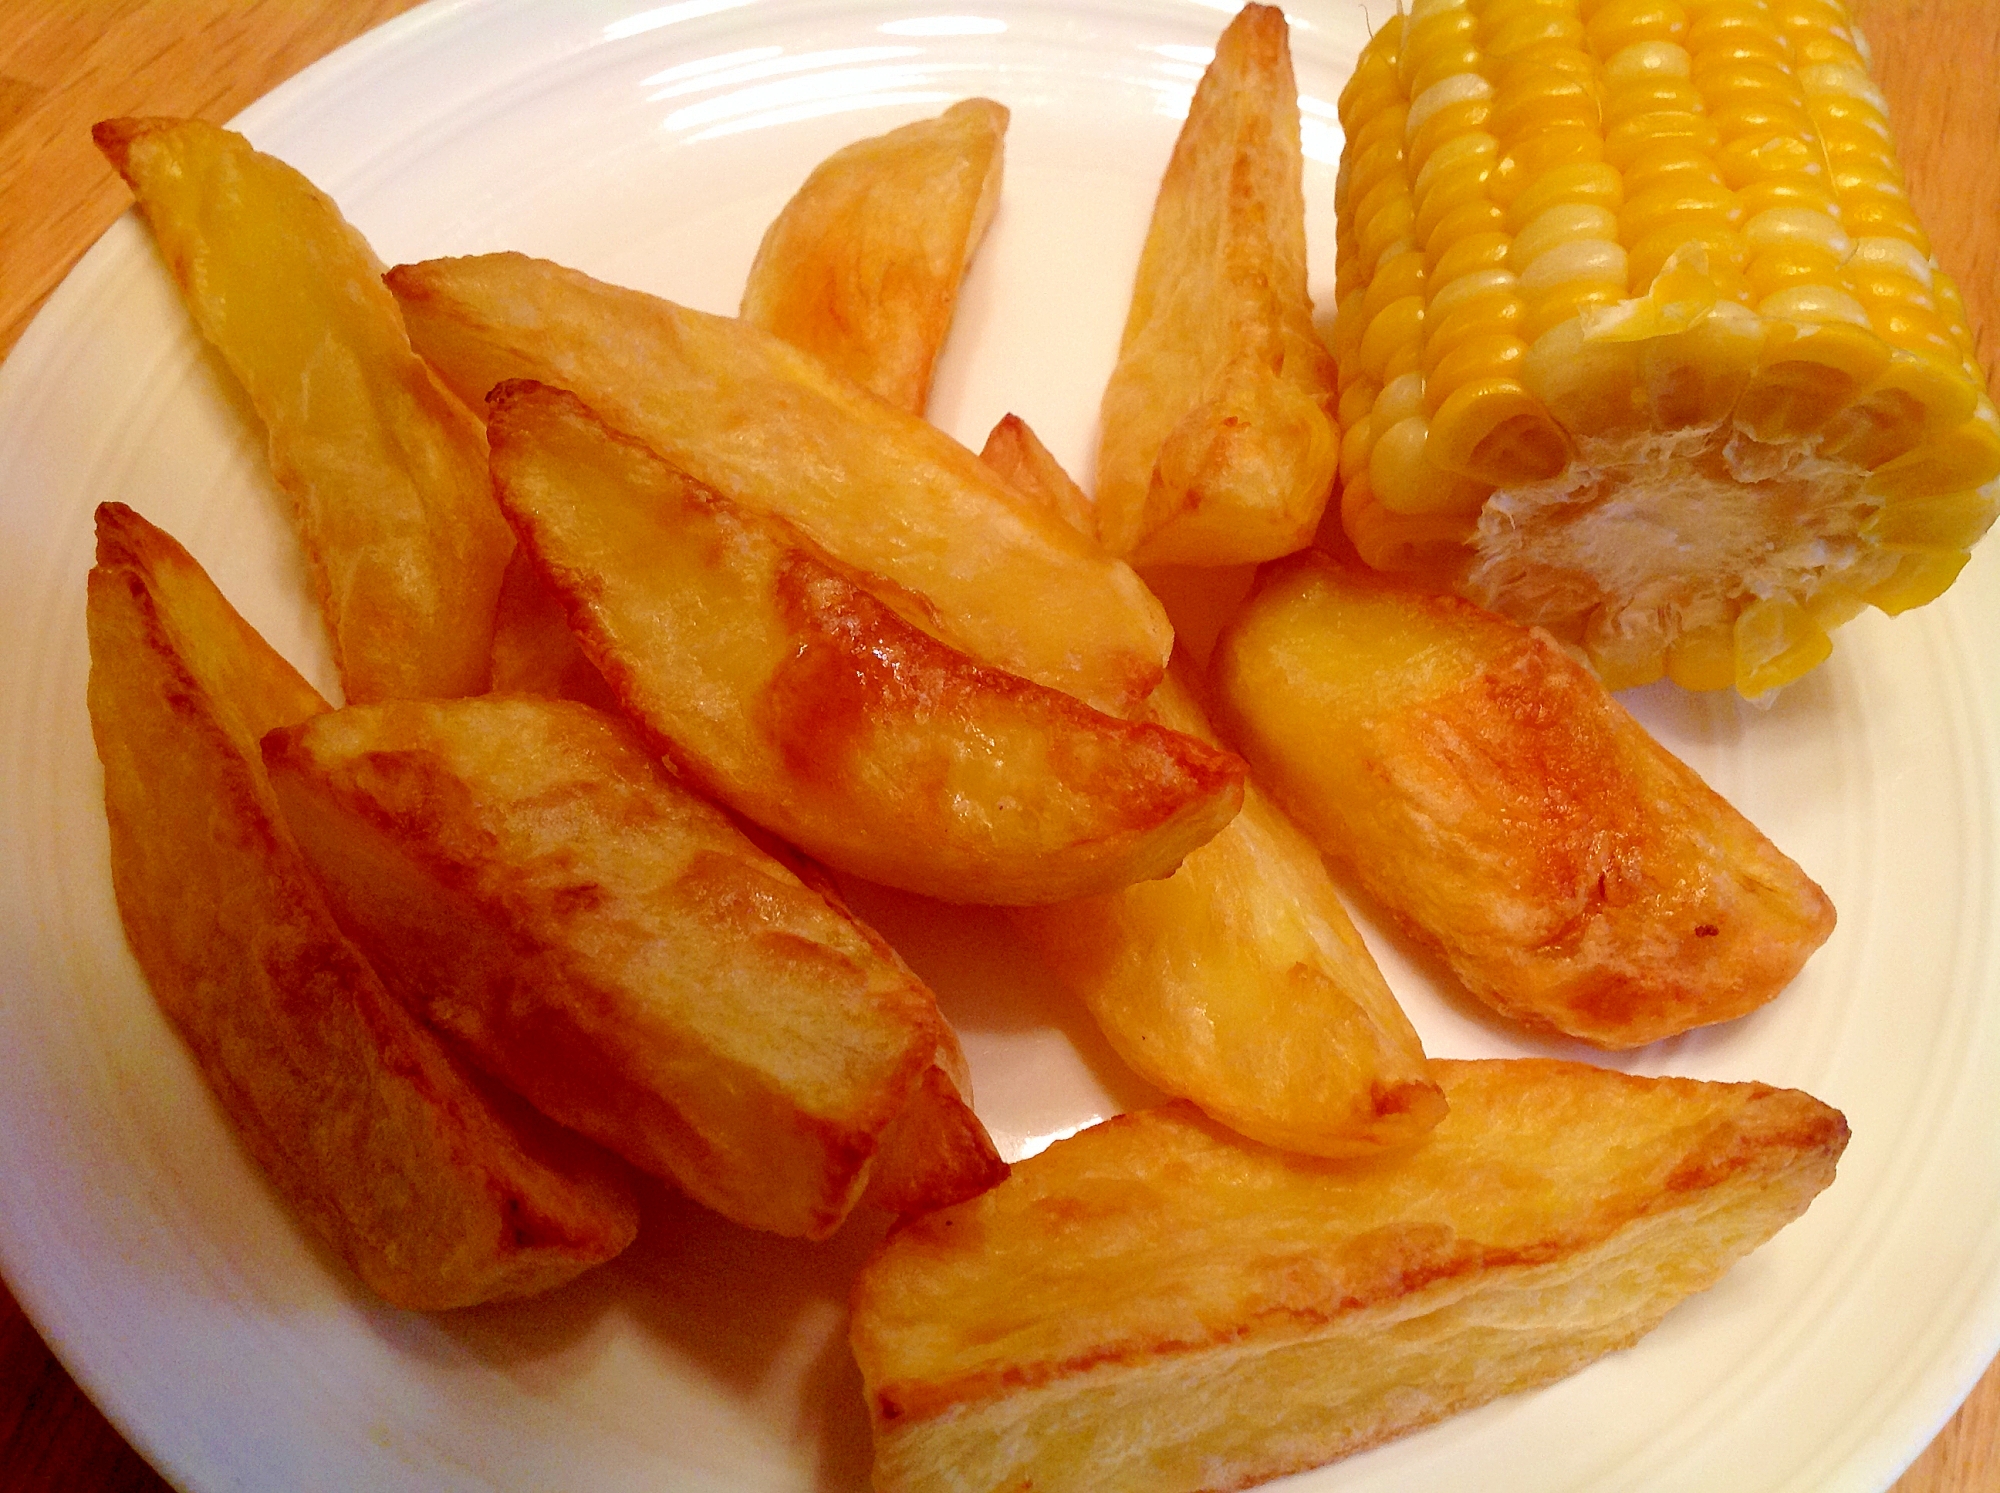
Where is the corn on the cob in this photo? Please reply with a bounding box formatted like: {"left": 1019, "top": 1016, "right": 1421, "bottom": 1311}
{"left": 1331, "top": 0, "right": 1999, "bottom": 695}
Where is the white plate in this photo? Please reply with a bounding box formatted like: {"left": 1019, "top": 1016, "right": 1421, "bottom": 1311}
{"left": 1, "top": 1, "right": 1997, "bottom": 1489}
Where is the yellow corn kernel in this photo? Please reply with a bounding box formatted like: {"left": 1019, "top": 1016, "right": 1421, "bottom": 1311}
{"left": 1864, "top": 548, "right": 1971, "bottom": 615}
{"left": 1819, "top": 350, "right": 1979, "bottom": 469}
{"left": 1863, "top": 488, "right": 2000, "bottom": 552}
{"left": 1735, "top": 298, "right": 1892, "bottom": 441}
{"left": 1865, "top": 402, "right": 2000, "bottom": 500}
{"left": 1665, "top": 619, "right": 1738, "bottom": 691}
{"left": 1342, "top": 473, "right": 1478, "bottom": 574}
{"left": 1428, "top": 376, "right": 1572, "bottom": 483}
{"left": 1735, "top": 597, "right": 1832, "bottom": 697}
{"left": 1369, "top": 413, "right": 1495, "bottom": 515}
{"left": 1358, "top": 293, "right": 1427, "bottom": 382}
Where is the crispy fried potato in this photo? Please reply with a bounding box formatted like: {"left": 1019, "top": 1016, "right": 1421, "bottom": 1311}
{"left": 866, "top": 1061, "right": 1011, "bottom": 1217}
{"left": 1013, "top": 660, "right": 1443, "bottom": 1157}
{"left": 94, "top": 118, "right": 512, "bottom": 703}
{"left": 1211, "top": 553, "right": 1837, "bottom": 1047}
{"left": 262, "top": 694, "right": 994, "bottom": 1238}
{"left": 984, "top": 418, "right": 1439, "bottom": 1155}
{"left": 386, "top": 250, "right": 1169, "bottom": 716}
{"left": 486, "top": 545, "right": 615, "bottom": 708}
{"left": 1093, "top": 4, "right": 1339, "bottom": 567}
{"left": 86, "top": 504, "right": 636, "bottom": 1309}
{"left": 743, "top": 99, "right": 1008, "bottom": 415}
{"left": 485, "top": 381, "right": 1243, "bottom": 905}
{"left": 979, "top": 413, "right": 1097, "bottom": 540}
{"left": 851, "top": 1059, "right": 1848, "bottom": 1493}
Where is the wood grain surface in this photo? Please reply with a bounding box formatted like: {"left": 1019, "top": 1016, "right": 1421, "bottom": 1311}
{"left": 0, "top": 2, "right": 1995, "bottom": 1490}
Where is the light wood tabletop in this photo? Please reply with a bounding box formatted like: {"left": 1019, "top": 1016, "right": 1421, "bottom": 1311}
{"left": 1, "top": 2, "right": 1996, "bottom": 1489}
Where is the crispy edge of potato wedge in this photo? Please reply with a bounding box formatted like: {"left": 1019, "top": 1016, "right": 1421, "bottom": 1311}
{"left": 1210, "top": 552, "right": 1837, "bottom": 1048}
{"left": 262, "top": 693, "right": 999, "bottom": 1239}
{"left": 743, "top": 98, "right": 1008, "bottom": 416}
{"left": 385, "top": 249, "right": 1171, "bottom": 716}
{"left": 850, "top": 1058, "right": 1848, "bottom": 1493}
{"left": 86, "top": 503, "right": 637, "bottom": 1309}
{"left": 94, "top": 117, "right": 513, "bottom": 704}
{"left": 484, "top": 380, "right": 1245, "bottom": 905}
{"left": 783, "top": 856, "right": 1011, "bottom": 1215}
{"left": 1092, "top": 3, "right": 1340, "bottom": 568}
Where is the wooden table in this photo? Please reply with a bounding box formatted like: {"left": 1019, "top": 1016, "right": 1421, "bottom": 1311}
{"left": 1, "top": 1, "right": 1996, "bottom": 1489}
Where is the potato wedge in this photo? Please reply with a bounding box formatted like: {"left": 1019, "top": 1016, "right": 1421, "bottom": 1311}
{"left": 86, "top": 504, "right": 636, "bottom": 1309}
{"left": 95, "top": 118, "right": 512, "bottom": 703}
{"left": 1093, "top": 4, "right": 1339, "bottom": 567}
{"left": 1211, "top": 554, "right": 1837, "bottom": 1047}
{"left": 984, "top": 417, "right": 1439, "bottom": 1155}
{"left": 851, "top": 1059, "right": 1848, "bottom": 1493}
{"left": 263, "top": 694, "right": 997, "bottom": 1238}
{"left": 743, "top": 99, "right": 1007, "bottom": 415}
{"left": 485, "top": 381, "right": 1243, "bottom": 905}
{"left": 1013, "top": 661, "right": 1443, "bottom": 1157}
{"left": 486, "top": 544, "right": 615, "bottom": 708}
{"left": 386, "top": 250, "right": 1169, "bottom": 715}
{"left": 979, "top": 412, "right": 1097, "bottom": 540}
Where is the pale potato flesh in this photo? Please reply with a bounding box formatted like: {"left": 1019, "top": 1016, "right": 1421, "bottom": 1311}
{"left": 85, "top": 504, "right": 637, "bottom": 1310}
{"left": 485, "top": 381, "right": 1244, "bottom": 905}
{"left": 985, "top": 419, "right": 1437, "bottom": 1155}
{"left": 743, "top": 98, "right": 1007, "bottom": 415}
{"left": 263, "top": 694, "right": 996, "bottom": 1239}
{"left": 1093, "top": 4, "right": 1339, "bottom": 567}
{"left": 1211, "top": 553, "right": 1837, "bottom": 1048}
{"left": 386, "top": 250, "right": 1170, "bottom": 715}
{"left": 851, "top": 1058, "right": 1847, "bottom": 1493}
{"left": 1013, "top": 662, "right": 1444, "bottom": 1157}
{"left": 979, "top": 412, "right": 1098, "bottom": 541}
{"left": 95, "top": 118, "right": 513, "bottom": 703}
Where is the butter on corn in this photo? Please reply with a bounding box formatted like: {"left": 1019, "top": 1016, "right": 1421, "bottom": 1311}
{"left": 1331, "top": 0, "right": 1999, "bottom": 696}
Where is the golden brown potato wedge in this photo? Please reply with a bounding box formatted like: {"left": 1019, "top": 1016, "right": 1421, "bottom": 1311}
{"left": 851, "top": 1059, "right": 1848, "bottom": 1493}
{"left": 95, "top": 118, "right": 512, "bottom": 703}
{"left": 386, "top": 250, "right": 1169, "bottom": 716}
{"left": 485, "top": 545, "right": 615, "bottom": 709}
{"left": 979, "top": 412, "right": 1097, "bottom": 541}
{"left": 1012, "top": 661, "right": 1443, "bottom": 1157}
{"left": 86, "top": 504, "right": 636, "bottom": 1310}
{"left": 865, "top": 1061, "right": 1010, "bottom": 1218}
{"left": 262, "top": 694, "right": 996, "bottom": 1239}
{"left": 1093, "top": 4, "right": 1339, "bottom": 567}
{"left": 484, "top": 381, "right": 1243, "bottom": 905}
{"left": 1211, "top": 553, "right": 1837, "bottom": 1047}
{"left": 743, "top": 98, "right": 1008, "bottom": 415}
{"left": 983, "top": 418, "right": 1436, "bottom": 1154}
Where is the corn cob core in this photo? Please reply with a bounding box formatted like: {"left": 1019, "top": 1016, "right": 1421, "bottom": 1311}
{"left": 1331, "top": 0, "right": 2000, "bottom": 695}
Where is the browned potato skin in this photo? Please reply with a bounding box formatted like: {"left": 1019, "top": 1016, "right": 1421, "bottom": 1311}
{"left": 1211, "top": 553, "right": 1837, "bottom": 1048}
{"left": 743, "top": 99, "right": 1008, "bottom": 415}
{"left": 486, "top": 381, "right": 1245, "bottom": 906}
{"left": 387, "top": 251, "right": 1170, "bottom": 716}
{"left": 94, "top": 118, "right": 512, "bottom": 704}
{"left": 86, "top": 504, "right": 637, "bottom": 1310}
{"left": 263, "top": 694, "right": 1003, "bottom": 1239}
{"left": 1094, "top": 4, "right": 1339, "bottom": 568}
{"left": 851, "top": 1059, "right": 1848, "bottom": 1493}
